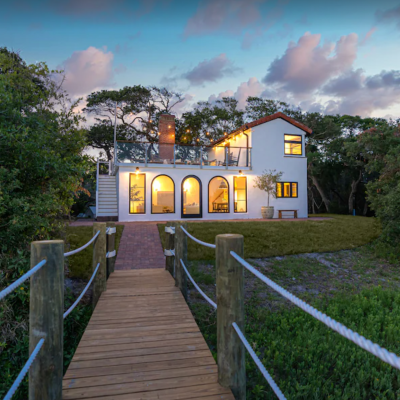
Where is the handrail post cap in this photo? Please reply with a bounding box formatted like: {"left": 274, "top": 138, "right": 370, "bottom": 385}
{"left": 31, "top": 240, "right": 64, "bottom": 245}
{"left": 216, "top": 234, "right": 244, "bottom": 240}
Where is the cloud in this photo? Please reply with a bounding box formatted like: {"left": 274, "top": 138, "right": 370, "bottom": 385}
{"left": 360, "top": 27, "right": 377, "bottom": 46}
{"left": 182, "top": 53, "right": 240, "bottom": 86}
{"left": 184, "top": 0, "right": 263, "bottom": 38}
{"left": 376, "top": 5, "right": 400, "bottom": 29}
{"left": 114, "top": 63, "right": 127, "bottom": 74}
{"left": 29, "top": 22, "right": 43, "bottom": 30}
{"left": 59, "top": 46, "right": 114, "bottom": 97}
{"left": 208, "top": 77, "right": 263, "bottom": 109}
{"left": 263, "top": 32, "right": 358, "bottom": 94}
{"left": 51, "top": 0, "right": 126, "bottom": 17}
{"left": 128, "top": 31, "right": 141, "bottom": 40}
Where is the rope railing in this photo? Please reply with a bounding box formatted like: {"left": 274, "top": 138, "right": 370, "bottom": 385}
{"left": 232, "top": 323, "right": 287, "bottom": 400}
{"left": 180, "top": 259, "right": 217, "bottom": 309}
{"left": 181, "top": 226, "right": 216, "bottom": 249}
{"left": 0, "top": 260, "right": 46, "bottom": 301}
{"left": 3, "top": 338, "right": 45, "bottom": 400}
{"left": 64, "top": 230, "right": 100, "bottom": 257}
{"left": 230, "top": 250, "right": 400, "bottom": 371}
{"left": 63, "top": 262, "right": 100, "bottom": 319}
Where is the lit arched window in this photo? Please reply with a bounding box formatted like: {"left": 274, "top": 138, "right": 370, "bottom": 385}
{"left": 151, "top": 175, "right": 175, "bottom": 214}
{"left": 208, "top": 177, "right": 229, "bottom": 213}
{"left": 181, "top": 176, "right": 202, "bottom": 218}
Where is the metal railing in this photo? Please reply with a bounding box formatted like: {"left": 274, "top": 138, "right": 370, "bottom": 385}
{"left": 163, "top": 224, "right": 400, "bottom": 399}
{"left": 0, "top": 223, "right": 117, "bottom": 400}
{"left": 115, "top": 141, "right": 252, "bottom": 169}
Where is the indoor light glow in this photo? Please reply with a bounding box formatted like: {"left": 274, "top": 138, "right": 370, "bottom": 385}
{"left": 153, "top": 180, "right": 161, "bottom": 191}
{"left": 183, "top": 180, "right": 191, "bottom": 192}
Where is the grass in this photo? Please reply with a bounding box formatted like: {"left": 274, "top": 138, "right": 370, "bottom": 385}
{"left": 64, "top": 224, "right": 124, "bottom": 279}
{"left": 158, "top": 215, "right": 381, "bottom": 260}
{"left": 185, "top": 247, "right": 400, "bottom": 399}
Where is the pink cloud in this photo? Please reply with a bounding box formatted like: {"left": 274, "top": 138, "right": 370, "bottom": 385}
{"left": 59, "top": 46, "right": 114, "bottom": 96}
{"left": 360, "top": 27, "right": 377, "bottom": 46}
{"left": 263, "top": 32, "right": 358, "bottom": 94}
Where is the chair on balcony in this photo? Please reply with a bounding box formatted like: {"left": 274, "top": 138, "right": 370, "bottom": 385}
{"left": 219, "top": 148, "right": 241, "bottom": 167}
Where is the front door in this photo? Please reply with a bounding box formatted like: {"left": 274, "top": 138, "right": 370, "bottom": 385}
{"left": 181, "top": 176, "right": 202, "bottom": 218}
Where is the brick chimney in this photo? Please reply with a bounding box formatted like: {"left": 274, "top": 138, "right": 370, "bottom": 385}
{"left": 159, "top": 114, "right": 175, "bottom": 160}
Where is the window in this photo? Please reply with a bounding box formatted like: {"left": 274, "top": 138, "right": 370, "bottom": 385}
{"left": 276, "top": 182, "right": 298, "bottom": 198}
{"left": 209, "top": 177, "right": 229, "bottom": 213}
{"left": 129, "top": 173, "right": 146, "bottom": 214}
{"left": 152, "top": 175, "right": 175, "bottom": 214}
{"left": 234, "top": 176, "right": 247, "bottom": 213}
{"left": 182, "top": 176, "right": 202, "bottom": 218}
{"left": 284, "top": 134, "right": 302, "bottom": 155}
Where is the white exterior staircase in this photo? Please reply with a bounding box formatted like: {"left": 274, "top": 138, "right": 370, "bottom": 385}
{"left": 97, "top": 175, "right": 118, "bottom": 219}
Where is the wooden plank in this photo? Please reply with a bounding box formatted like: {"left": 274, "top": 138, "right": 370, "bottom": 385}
{"left": 72, "top": 342, "right": 209, "bottom": 362}
{"left": 74, "top": 337, "right": 207, "bottom": 355}
{"left": 64, "top": 356, "right": 216, "bottom": 380}
{"left": 63, "top": 373, "right": 220, "bottom": 399}
{"left": 63, "top": 364, "right": 217, "bottom": 390}
{"left": 68, "top": 350, "right": 212, "bottom": 370}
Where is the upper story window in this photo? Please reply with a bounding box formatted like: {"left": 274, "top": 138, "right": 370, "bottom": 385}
{"left": 129, "top": 173, "right": 146, "bottom": 214}
{"left": 284, "top": 134, "right": 302, "bottom": 156}
{"left": 277, "top": 182, "right": 298, "bottom": 198}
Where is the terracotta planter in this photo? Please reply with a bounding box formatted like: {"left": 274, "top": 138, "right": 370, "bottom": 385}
{"left": 261, "top": 206, "right": 274, "bottom": 219}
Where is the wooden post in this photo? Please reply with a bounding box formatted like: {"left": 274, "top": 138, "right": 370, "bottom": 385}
{"left": 216, "top": 234, "right": 246, "bottom": 399}
{"left": 165, "top": 221, "right": 176, "bottom": 276}
{"left": 174, "top": 222, "right": 187, "bottom": 300}
{"left": 29, "top": 240, "right": 64, "bottom": 400}
{"left": 106, "top": 222, "right": 116, "bottom": 279}
{"left": 92, "top": 222, "right": 107, "bottom": 308}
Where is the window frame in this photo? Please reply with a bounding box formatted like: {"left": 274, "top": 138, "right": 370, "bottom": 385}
{"left": 151, "top": 174, "right": 175, "bottom": 215}
{"left": 208, "top": 176, "right": 230, "bottom": 214}
{"left": 284, "top": 134, "right": 303, "bottom": 156}
{"left": 129, "top": 173, "right": 146, "bottom": 215}
{"left": 181, "top": 175, "right": 203, "bottom": 219}
{"left": 276, "top": 182, "right": 298, "bottom": 198}
{"left": 234, "top": 176, "right": 247, "bottom": 213}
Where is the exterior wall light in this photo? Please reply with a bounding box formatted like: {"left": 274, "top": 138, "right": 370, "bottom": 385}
{"left": 239, "top": 170, "right": 243, "bottom": 176}
{"left": 135, "top": 167, "right": 140, "bottom": 175}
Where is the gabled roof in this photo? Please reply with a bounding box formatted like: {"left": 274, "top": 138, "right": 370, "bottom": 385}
{"left": 212, "top": 112, "right": 312, "bottom": 146}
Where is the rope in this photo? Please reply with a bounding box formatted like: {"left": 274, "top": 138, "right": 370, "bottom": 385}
{"left": 64, "top": 230, "right": 100, "bottom": 257}
{"left": 180, "top": 259, "right": 217, "bottom": 309}
{"left": 3, "top": 338, "right": 45, "bottom": 400}
{"left": 0, "top": 260, "right": 46, "bottom": 301}
{"left": 232, "top": 323, "right": 287, "bottom": 400}
{"left": 230, "top": 251, "right": 400, "bottom": 371}
{"left": 180, "top": 226, "right": 216, "bottom": 249}
{"left": 63, "top": 262, "right": 100, "bottom": 319}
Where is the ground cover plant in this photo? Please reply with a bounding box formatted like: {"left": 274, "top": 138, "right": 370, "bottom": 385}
{"left": 183, "top": 247, "right": 400, "bottom": 399}
{"left": 158, "top": 215, "right": 381, "bottom": 261}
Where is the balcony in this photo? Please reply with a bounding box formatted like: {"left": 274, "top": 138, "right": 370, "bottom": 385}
{"left": 116, "top": 141, "right": 252, "bottom": 170}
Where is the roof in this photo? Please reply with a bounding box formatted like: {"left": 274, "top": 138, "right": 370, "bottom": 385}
{"left": 212, "top": 112, "right": 312, "bottom": 146}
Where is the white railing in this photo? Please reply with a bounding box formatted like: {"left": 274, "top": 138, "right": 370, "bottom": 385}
{"left": 174, "top": 225, "right": 400, "bottom": 399}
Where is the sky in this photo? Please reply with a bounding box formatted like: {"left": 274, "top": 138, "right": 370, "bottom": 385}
{"left": 1, "top": 0, "right": 400, "bottom": 119}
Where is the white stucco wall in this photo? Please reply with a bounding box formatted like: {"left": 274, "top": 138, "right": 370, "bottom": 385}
{"left": 117, "top": 118, "right": 308, "bottom": 221}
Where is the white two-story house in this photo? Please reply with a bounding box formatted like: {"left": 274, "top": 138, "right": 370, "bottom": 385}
{"left": 96, "top": 112, "right": 312, "bottom": 222}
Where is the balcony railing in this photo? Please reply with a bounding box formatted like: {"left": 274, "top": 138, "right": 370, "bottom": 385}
{"left": 116, "top": 142, "right": 252, "bottom": 168}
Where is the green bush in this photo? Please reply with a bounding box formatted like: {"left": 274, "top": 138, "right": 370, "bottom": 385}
{"left": 190, "top": 287, "right": 400, "bottom": 399}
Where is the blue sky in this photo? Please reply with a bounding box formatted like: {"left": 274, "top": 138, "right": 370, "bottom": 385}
{"left": 1, "top": 0, "right": 400, "bottom": 118}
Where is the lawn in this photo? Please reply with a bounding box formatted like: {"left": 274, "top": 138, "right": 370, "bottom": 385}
{"left": 156, "top": 215, "right": 400, "bottom": 398}
{"left": 158, "top": 215, "right": 381, "bottom": 260}
{"left": 64, "top": 224, "right": 124, "bottom": 279}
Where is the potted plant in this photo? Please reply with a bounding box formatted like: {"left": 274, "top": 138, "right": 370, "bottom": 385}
{"left": 253, "top": 169, "right": 283, "bottom": 219}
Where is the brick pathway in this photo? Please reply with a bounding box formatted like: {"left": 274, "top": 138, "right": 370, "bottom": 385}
{"left": 114, "top": 222, "right": 165, "bottom": 270}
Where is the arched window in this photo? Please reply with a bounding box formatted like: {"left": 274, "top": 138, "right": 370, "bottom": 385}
{"left": 181, "top": 176, "right": 202, "bottom": 218}
{"left": 208, "top": 177, "right": 229, "bottom": 213}
{"left": 151, "top": 175, "right": 175, "bottom": 214}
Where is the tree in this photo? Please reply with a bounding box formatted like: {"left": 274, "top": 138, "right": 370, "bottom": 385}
{"left": 84, "top": 86, "right": 184, "bottom": 157}
{"left": 253, "top": 169, "right": 283, "bottom": 206}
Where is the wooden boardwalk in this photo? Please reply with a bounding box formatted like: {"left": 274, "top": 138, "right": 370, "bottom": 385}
{"left": 63, "top": 269, "right": 234, "bottom": 399}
